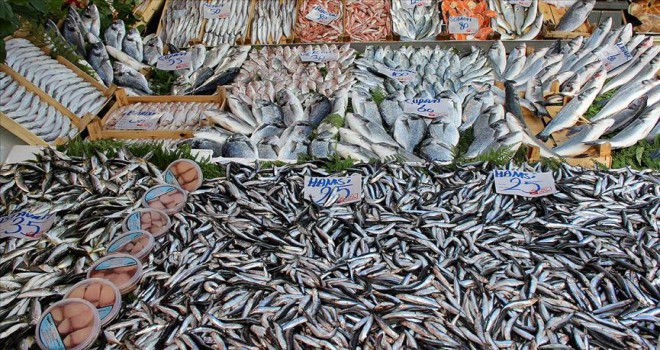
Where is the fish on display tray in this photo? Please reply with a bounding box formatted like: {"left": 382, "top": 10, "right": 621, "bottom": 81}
{"left": 294, "top": 0, "right": 345, "bottom": 43}
{"left": 344, "top": 0, "right": 393, "bottom": 42}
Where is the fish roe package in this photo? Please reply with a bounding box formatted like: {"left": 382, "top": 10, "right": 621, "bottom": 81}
{"left": 36, "top": 298, "right": 100, "bottom": 350}
{"left": 107, "top": 230, "right": 155, "bottom": 262}
{"left": 141, "top": 184, "right": 187, "bottom": 215}
{"left": 122, "top": 208, "right": 171, "bottom": 238}
{"left": 64, "top": 279, "right": 122, "bottom": 326}
{"left": 164, "top": 159, "right": 203, "bottom": 192}
{"left": 87, "top": 254, "right": 143, "bottom": 295}
{"left": 345, "top": 0, "right": 393, "bottom": 42}
{"left": 295, "top": 0, "right": 344, "bottom": 43}
{"left": 441, "top": 0, "right": 497, "bottom": 40}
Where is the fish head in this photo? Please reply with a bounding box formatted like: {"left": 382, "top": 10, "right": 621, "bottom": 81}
{"left": 83, "top": 4, "right": 99, "bottom": 20}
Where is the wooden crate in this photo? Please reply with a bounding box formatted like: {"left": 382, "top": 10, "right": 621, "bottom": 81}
{"left": 0, "top": 66, "right": 95, "bottom": 146}
{"left": 0, "top": 112, "right": 49, "bottom": 147}
{"left": 87, "top": 87, "right": 225, "bottom": 141}
{"left": 134, "top": 0, "right": 166, "bottom": 28}
{"left": 0, "top": 64, "right": 95, "bottom": 130}
{"left": 540, "top": 1, "right": 593, "bottom": 38}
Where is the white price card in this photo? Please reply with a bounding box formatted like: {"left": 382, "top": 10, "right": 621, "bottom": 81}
{"left": 305, "top": 5, "right": 339, "bottom": 26}
{"left": 203, "top": 3, "right": 230, "bottom": 19}
{"left": 403, "top": 98, "right": 451, "bottom": 118}
{"left": 115, "top": 110, "right": 163, "bottom": 130}
{"left": 506, "top": 0, "right": 532, "bottom": 7}
{"left": 0, "top": 211, "right": 56, "bottom": 240}
{"left": 493, "top": 170, "right": 557, "bottom": 197}
{"left": 448, "top": 16, "right": 479, "bottom": 34}
{"left": 597, "top": 43, "right": 633, "bottom": 71}
{"left": 156, "top": 51, "right": 192, "bottom": 71}
{"left": 304, "top": 175, "right": 362, "bottom": 205}
{"left": 299, "top": 51, "right": 340, "bottom": 63}
{"left": 402, "top": 0, "right": 433, "bottom": 8}
{"left": 377, "top": 67, "right": 416, "bottom": 82}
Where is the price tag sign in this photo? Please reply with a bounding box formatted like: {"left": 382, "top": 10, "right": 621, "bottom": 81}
{"left": 304, "top": 174, "right": 362, "bottom": 205}
{"left": 377, "top": 67, "right": 416, "bottom": 82}
{"left": 115, "top": 110, "right": 163, "bottom": 130}
{"left": 202, "top": 3, "right": 230, "bottom": 19}
{"left": 402, "top": 0, "right": 433, "bottom": 8}
{"left": 493, "top": 170, "right": 557, "bottom": 197}
{"left": 305, "top": 5, "right": 339, "bottom": 26}
{"left": 448, "top": 16, "right": 479, "bottom": 34}
{"left": 0, "top": 211, "right": 56, "bottom": 240}
{"left": 597, "top": 43, "right": 633, "bottom": 71}
{"left": 156, "top": 51, "right": 192, "bottom": 71}
{"left": 506, "top": 0, "right": 532, "bottom": 7}
{"left": 403, "top": 98, "right": 450, "bottom": 118}
{"left": 299, "top": 51, "right": 340, "bottom": 63}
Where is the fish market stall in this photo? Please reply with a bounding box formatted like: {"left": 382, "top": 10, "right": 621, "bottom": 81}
{"left": 0, "top": 1, "right": 659, "bottom": 349}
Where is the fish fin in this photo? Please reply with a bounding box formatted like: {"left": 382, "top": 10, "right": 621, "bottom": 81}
{"left": 536, "top": 132, "right": 550, "bottom": 142}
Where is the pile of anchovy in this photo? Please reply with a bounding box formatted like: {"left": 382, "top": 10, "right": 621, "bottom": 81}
{"left": 0, "top": 149, "right": 658, "bottom": 349}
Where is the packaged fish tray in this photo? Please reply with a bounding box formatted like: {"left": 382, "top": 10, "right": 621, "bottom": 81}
{"left": 0, "top": 64, "right": 96, "bottom": 146}
{"left": 539, "top": 0, "right": 594, "bottom": 38}
{"left": 86, "top": 87, "right": 226, "bottom": 141}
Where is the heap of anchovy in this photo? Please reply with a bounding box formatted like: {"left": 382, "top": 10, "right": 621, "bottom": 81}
{"left": 0, "top": 149, "right": 658, "bottom": 349}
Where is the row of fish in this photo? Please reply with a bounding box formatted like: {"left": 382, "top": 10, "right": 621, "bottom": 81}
{"left": 0, "top": 72, "right": 78, "bottom": 143}
{"left": 170, "top": 44, "right": 250, "bottom": 96}
{"left": 4, "top": 38, "right": 108, "bottom": 119}
{"left": 0, "top": 151, "right": 658, "bottom": 349}
{"left": 489, "top": 0, "right": 544, "bottom": 40}
{"left": 391, "top": 0, "right": 443, "bottom": 41}
{"left": 104, "top": 102, "right": 219, "bottom": 131}
{"left": 203, "top": 0, "right": 251, "bottom": 47}
{"left": 248, "top": 0, "right": 297, "bottom": 45}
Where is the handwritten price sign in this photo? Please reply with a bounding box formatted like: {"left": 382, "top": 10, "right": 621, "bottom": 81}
{"left": 403, "top": 98, "right": 450, "bottom": 118}
{"left": 304, "top": 175, "right": 362, "bottom": 206}
{"left": 305, "top": 5, "right": 339, "bottom": 26}
{"left": 402, "top": 0, "right": 433, "bottom": 8}
{"left": 0, "top": 211, "right": 56, "bottom": 240}
{"left": 448, "top": 16, "right": 479, "bottom": 34}
{"left": 299, "top": 51, "right": 339, "bottom": 63}
{"left": 156, "top": 51, "right": 192, "bottom": 71}
{"left": 493, "top": 170, "right": 557, "bottom": 197}
{"left": 115, "top": 110, "right": 163, "bottom": 130}
{"left": 202, "top": 3, "right": 230, "bottom": 19}
{"left": 377, "top": 67, "right": 416, "bottom": 82}
{"left": 597, "top": 43, "right": 633, "bottom": 71}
